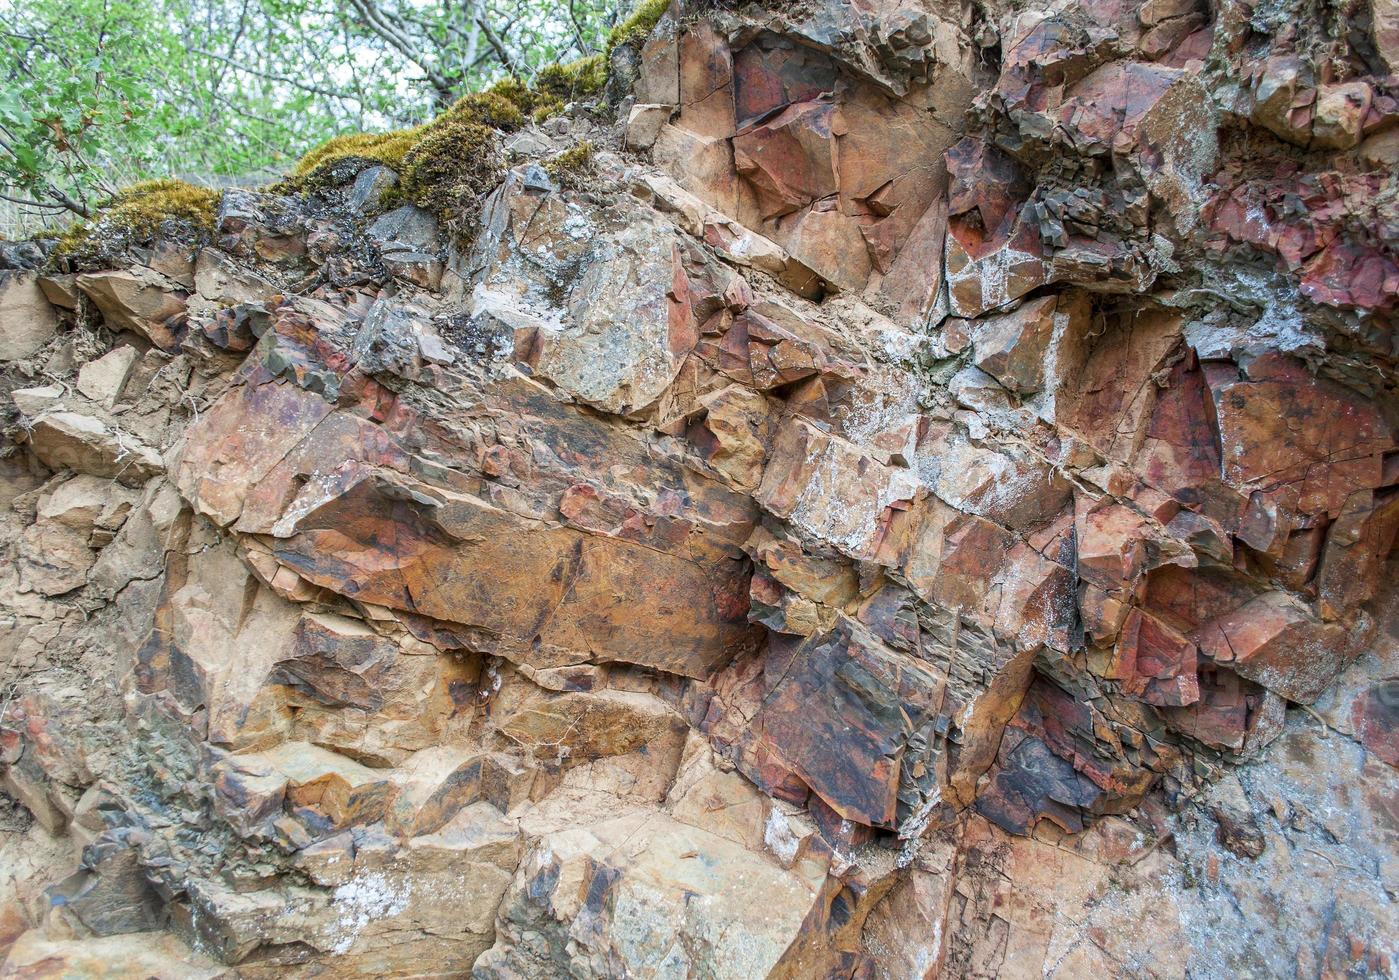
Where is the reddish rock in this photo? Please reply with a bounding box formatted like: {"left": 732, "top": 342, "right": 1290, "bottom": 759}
{"left": 733, "top": 101, "right": 838, "bottom": 221}
{"left": 1161, "top": 664, "right": 1275, "bottom": 751}
{"left": 1299, "top": 240, "right": 1399, "bottom": 310}
{"left": 976, "top": 677, "right": 1158, "bottom": 834}
{"left": 726, "top": 620, "right": 945, "bottom": 829}
{"left": 268, "top": 473, "right": 756, "bottom": 678}
{"left": 1316, "top": 489, "right": 1399, "bottom": 620}
{"left": 970, "top": 294, "right": 1059, "bottom": 394}
{"left": 8, "top": 1, "right": 1399, "bottom": 974}
{"left": 1311, "top": 81, "right": 1373, "bottom": 150}
{"left": 1196, "top": 591, "right": 1366, "bottom": 703}
{"left": 758, "top": 416, "right": 918, "bottom": 561}
{"left": 1075, "top": 499, "right": 1155, "bottom": 598}
{"left": 1107, "top": 608, "right": 1200, "bottom": 706}
{"left": 1208, "top": 354, "right": 1393, "bottom": 519}
{"left": 1134, "top": 350, "right": 1222, "bottom": 498}
{"left": 1058, "top": 307, "right": 1185, "bottom": 463}
{"left": 1351, "top": 680, "right": 1399, "bottom": 767}
{"left": 75, "top": 268, "right": 189, "bottom": 351}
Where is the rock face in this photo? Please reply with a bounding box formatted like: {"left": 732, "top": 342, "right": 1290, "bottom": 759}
{"left": 1, "top": 0, "right": 1397, "bottom": 976}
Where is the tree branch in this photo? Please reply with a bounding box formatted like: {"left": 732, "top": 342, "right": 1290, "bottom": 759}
{"left": 474, "top": 14, "right": 517, "bottom": 77}
{"left": 191, "top": 48, "right": 360, "bottom": 101}
{"left": 0, "top": 191, "right": 67, "bottom": 210}
{"left": 346, "top": 0, "right": 456, "bottom": 105}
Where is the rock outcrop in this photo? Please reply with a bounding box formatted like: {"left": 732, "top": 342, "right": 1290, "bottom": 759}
{"left": 1, "top": 0, "right": 1396, "bottom": 976}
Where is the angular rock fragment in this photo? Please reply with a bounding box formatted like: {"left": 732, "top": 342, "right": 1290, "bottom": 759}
{"left": 76, "top": 268, "right": 189, "bottom": 351}
{"left": 0, "top": 272, "right": 59, "bottom": 361}
{"left": 700, "top": 618, "right": 945, "bottom": 830}
{"left": 26, "top": 412, "right": 163, "bottom": 486}
{"left": 1196, "top": 591, "right": 1366, "bottom": 704}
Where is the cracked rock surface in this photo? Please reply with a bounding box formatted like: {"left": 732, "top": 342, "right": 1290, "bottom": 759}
{"left": 1, "top": 0, "right": 1397, "bottom": 976}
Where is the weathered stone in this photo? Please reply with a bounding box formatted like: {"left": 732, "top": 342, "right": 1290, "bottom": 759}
{"left": 473, "top": 169, "right": 702, "bottom": 417}
{"left": 4, "top": 2, "right": 1397, "bottom": 975}
{"left": 1208, "top": 355, "right": 1393, "bottom": 519}
{"left": 971, "top": 294, "right": 1061, "bottom": 394}
{"left": 347, "top": 165, "right": 398, "bottom": 213}
{"left": 976, "top": 677, "right": 1159, "bottom": 834}
{"left": 76, "top": 346, "right": 139, "bottom": 406}
{"left": 476, "top": 803, "right": 827, "bottom": 980}
{"left": 1107, "top": 608, "right": 1199, "bottom": 706}
{"left": 1316, "top": 489, "right": 1399, "bottom": 620}
{"left": 263, "top": 473, "right": 755, "bottom": 677}
{"left": 194, "top": 247, "right": 278, "bottom": 306}
{"left": 17, "top": 519, "right": 94, "bottom": 596}
{"left": 701, "top": 619, "right": 945, "bottom": 830}
{"left": 10, "top": 384, "right": 64, "bottom": 417}
{"left": 75, "top": 268, "right": 189, "bottom": 351}
{"left": 625, "top": 102, "right": 673, "bottom": 149}
{"left": 1196, "top": 591, "right": 1365, "bottom": 704}
{"left": 26, "top": 412, "right": 163, "bottom": 486}
{"left": 1311, "top": 81, "right": 1372, "bottom": 150}
{"left": 1, "top": 931, "right": 228, "bottom": 978}
{"left": 0, "top": 272, "right": 59, "bottom": 361}
{"left": 758, "top": 416, "right": 918, "bottom": 561}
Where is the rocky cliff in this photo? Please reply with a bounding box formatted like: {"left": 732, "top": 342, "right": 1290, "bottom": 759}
{"left": 0, "top": 0, "right": 1396, "bottom": 976}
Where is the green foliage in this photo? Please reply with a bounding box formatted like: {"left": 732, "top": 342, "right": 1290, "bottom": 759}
{"left": 1, "top": 0, "right": 630, "bottom": 237}
{"left": 54, "top": 178, "right": 218, "bottom": 261}
{"left": 0, "top": 0, "right": 165, "bottom": 215}
{"left": 2, "top": 0, "right": 674, "bottom": 239}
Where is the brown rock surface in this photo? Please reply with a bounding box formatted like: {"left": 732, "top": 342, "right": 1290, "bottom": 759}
{"left": 2, "top": 0, "right": 1397, "bottom": 975}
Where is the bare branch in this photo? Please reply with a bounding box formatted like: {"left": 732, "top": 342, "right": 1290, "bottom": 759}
{"left": 191, "top": 48, "right": 361, "bottom": 102}
{"left": 0, "top": 191, "right": 67, "bottom": 209}
{"left": 346, "top": 0, "right": 456, "bottom": 105}
{"left": 475, "top": 14, "right": 518, "bottom": 77}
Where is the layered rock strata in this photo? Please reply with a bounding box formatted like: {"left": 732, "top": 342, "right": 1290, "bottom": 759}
{"left": 1, "top": 0, "right": 1396, "bottom": 976}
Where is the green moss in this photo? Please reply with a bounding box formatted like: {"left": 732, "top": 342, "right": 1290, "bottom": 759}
{"left": 535, "top": 55, "right": 607, "bottom": 102}
{"left": 531, "top": 100, "right": 567, "bottom": 124}
{"left": 485, "top": 77, "right": 551, "bottom": 117}
{"left": 54, "top": 179, "right": 219, "bottom": 261}
{"left": 292, "top": 128, "right": 422, "bottom": 181}
{"left": 446, "top": 91, "right": 527, "bottom": 131}
{"left": 544, "top": 140, "right": 595, "bottom": 187}
{"left": 278, "top": 9, "right": 660, "bottom": 227}
{"left": 399, "top": 120, "right": 502, "bottom": 217}
{"left": 605, "top": 0, "right": 669, "bottom": 57}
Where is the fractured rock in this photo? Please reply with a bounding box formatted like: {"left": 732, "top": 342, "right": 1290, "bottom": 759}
{"left": 25, "top": 412, "right": 163, "bottom": 486}
{"left": 0, "top": 272, "right": 59, "bottom": 361}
